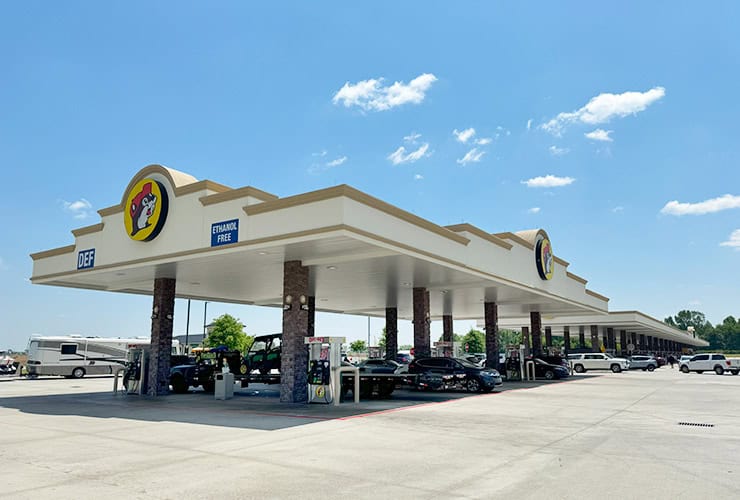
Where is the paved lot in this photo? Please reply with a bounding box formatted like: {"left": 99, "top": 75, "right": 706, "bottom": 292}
{"left": 1, "top": 368, "right": 739, "bottom": 499}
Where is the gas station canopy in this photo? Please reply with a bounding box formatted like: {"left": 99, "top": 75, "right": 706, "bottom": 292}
{"left": 30, "top": 164, "right": 608, "bottom": 321}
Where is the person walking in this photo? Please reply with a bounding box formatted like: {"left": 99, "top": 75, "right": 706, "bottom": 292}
{"left": 667, "top": 354, "right": 676, "bottom": 369}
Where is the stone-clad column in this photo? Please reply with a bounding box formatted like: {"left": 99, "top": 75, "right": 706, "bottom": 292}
{"left": 385, "top": 307, "right": 398, "bottom": 360}
{"left": 442, "top": 314, "right": 453, "bottom": 357}
{"left": 607, "top": 328, "right": 615, "bottom": 351}
{"left": 545, "top": 326, "right": 553, "bottom": 348}
{"left": 631, "top": 332, "right": 637, "bottom": 351}
{"left": 579, "top": 326, "right": 586, "bottom": 348}
{"left": 564, "top": 326, "right": 571, "bottom": 354}
{"left": 639, "top": 334, "right": 646, "bottom": 353}
{"left": 148, "top": 277, "right": 176, "bottom": 396}
{"left": 412, "top": 288, "right": 431, "bottom": 358}
{"left": 590, "top": 325, "right": 599, "bottom": 352}
{"left": 484, "top": 302, "right": 499, "bottom": 370}
{"left": 307, "top": 296, "right": 315, "bottom": 337}
{"left": 280, "top": 261, "right": 310, "bottom": 403}
{"left": 522, "top": 326, "right": 531, "bottom": 356}
{"left": 530, "top": 312, "right": 542, "bottom": 356}
{"left": 620, "top": 330, "right": 627, "bottom": 355}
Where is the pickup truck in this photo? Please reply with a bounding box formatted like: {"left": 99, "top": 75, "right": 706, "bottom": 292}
{"left": 679, "top": 353, "right": 740, "bottom": 375}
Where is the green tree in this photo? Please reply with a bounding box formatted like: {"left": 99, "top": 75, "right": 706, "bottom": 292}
{"left": 498, "top": 329, "right": 522, "bottom": 349}
{"left": 437, "top": 333, "right": 463, "bottom": 343}
{"left": 349, "top": 340, "right": 367, "bottom": 352}
{"left": 462, "top": 328, "right": 485, "bottom": 353}
{"left": 664, "top": 310, "right": 713, "bottom": 338}
{"left": 714, "top": 316, "right": 740, "bottom": 351}
{"left": 204, "top": 314, "right": 252, "bottom": 352}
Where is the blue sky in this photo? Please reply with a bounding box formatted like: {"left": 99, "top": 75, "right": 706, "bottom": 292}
{"left": 1, "top": 2, "right": 739, "bottom": 350}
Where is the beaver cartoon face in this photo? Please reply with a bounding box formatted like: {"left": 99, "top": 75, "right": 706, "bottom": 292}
{"left": 129, "top": 182, "right": 158, "bottom": 236}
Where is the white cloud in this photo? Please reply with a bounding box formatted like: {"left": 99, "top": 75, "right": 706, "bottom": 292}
{"left": 332, "top": 73, "right": 437, "bottom": 111}
{"left": 548, "top": 145, "right": 570, "bottom": 156}
{"left": 526, "top": 119, "right": 533, "bottom": 131}
{"left": 453, "top": 128, "right": 476, "bottom": 143}
{"left": 688, "top": 299, "right": 702, "bottom": 306}
{"left": 585, "top": 129, "right": 614, "bottom": 142}
{"left": 720, "top": 229, "right": 740, "bottom": 250}
{"left": 457, "top": 148, "right": 485, "bottom": 165}
{"left": 326, "top": 156, "right": 347, "bottom": 167}
{"left": 403, "top": 133, "right": 421, "bottom": 144}
{"left": 528, "top": 207, "right": 541, "bottom": 214}
{"left": 475, "top": 137, "right": 492, "bottom": 145}
{"left": 313, "top": 150, "right": 328, "bottom": 157}
{"left": 62, "top": 198, "right": 93, "bottom": 219}
{"left": 541, "top": 86, "right": 666, "bottom": 136}
{"left": 660, "top": 194, "right": 740, "bottom": 216}
{"left": 612, "top": 206, "right": 624, "bottom": 213}
{"left": 414, "top": 174, "right": 424, "bottom": 180}
{"left": 387, "top": 143, "right": 430, "bottom": 165}
{"left": 522, "top": 175, "right": 576, "bottom": 188}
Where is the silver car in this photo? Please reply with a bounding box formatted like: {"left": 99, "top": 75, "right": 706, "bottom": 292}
{"left": 628, "top": 355, "right": 657, "bottom": 371}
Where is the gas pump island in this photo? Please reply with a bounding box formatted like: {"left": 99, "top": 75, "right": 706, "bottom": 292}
{"left": 305, "top": 336, "right": 359, "bottom": 405}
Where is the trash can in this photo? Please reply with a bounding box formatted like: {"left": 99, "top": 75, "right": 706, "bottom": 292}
{"left": 214, "top": 372, "right": 234, "bottom": 400}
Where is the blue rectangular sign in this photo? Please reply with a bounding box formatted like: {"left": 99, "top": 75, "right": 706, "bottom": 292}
{"left": 77, "top": 248, "right": 95, "bottom": 270}
{"left": 211, "top": 219, "right": 239, "bottom": 247}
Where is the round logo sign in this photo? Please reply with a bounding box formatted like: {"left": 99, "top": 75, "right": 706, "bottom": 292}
{"left": 124, "top": 178, "right": 169, "bottom": 241}
{"left": 535, "top": 237, "right": 554, "bottom": 280}
{"left": 315, "top": 386, "right": 325, "bottom": 398}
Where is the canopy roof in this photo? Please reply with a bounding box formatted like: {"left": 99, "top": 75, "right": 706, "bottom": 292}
{"left": 31, "top": 165, "right": 609, "bottom": 321}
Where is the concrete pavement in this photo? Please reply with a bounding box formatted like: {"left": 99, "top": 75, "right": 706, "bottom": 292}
{"left": 1, "top": 368, "right": 739, "bottom": 499}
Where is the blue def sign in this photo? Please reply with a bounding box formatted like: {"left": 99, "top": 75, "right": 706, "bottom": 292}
{"left": 77, "top": 248, "right": 95, "bottom": 270}
{"left": 211, "top": 219, "right": 239, "bottom": 247}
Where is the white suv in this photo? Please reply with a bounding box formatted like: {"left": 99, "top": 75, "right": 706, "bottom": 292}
{"left": 568, "top": 353, "right": 630, "bottom": 373}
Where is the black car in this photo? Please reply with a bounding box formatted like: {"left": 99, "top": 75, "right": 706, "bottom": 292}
{"left": 529, "top": 358, "right": 570, "bottom": 380}
{"left": 408, "top": 357, "right": 503, "bottom": 393}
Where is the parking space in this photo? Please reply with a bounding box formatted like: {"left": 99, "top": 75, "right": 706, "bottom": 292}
{"left": 3, "top": 368, "right": 740, "bottom": 499}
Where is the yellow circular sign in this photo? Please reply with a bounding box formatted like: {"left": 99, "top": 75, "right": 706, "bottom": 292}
{"left": 124, "top": 178, "right": 169, "bottom": 241}
{"left": 536, "top": 237, "right": 554, "bottom": 280}
{"left": 315, "top": 386, "right": 325, "bottom": 398}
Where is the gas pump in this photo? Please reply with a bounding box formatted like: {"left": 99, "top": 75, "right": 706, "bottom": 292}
{"left": 305, "top": 336, "right": 345, "bottom": 404}
{"left": 123, "top": 345, "right": 150, "bottom": 395}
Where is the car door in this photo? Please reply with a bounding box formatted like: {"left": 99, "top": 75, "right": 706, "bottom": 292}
{"left": 690, "top": 354, "right": 709, "bottom": 370}
{"left": 583, "top": 354, "right": 602, "bottom": 369}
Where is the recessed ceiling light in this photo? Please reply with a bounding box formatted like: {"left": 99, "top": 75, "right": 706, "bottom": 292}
{"left": 258, "top": 251, "right": 269, "bottom": 255}
{"left": 441, "top": 290, "right": 449, "bottom": 294}
{"left": 326, "top": 266, "right": 337, "bottom": 270}
{"left": 402, "top": 282, "right": 411, "bottom": 286}
{"left": 115, "top": 272, "right": 126, "bottom": 276}
{"left": 190, "top": 282, "right": 200, "bottom": 286}
{"left": 320, "top": 298, "right": 329, "bottom": 302}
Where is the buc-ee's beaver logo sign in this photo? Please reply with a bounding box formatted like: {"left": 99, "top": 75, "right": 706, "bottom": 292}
{"left": 124, "top": 178, "right": 169, "bottom": 241}
{"left": 535, "top": 236, "right": 554, "bottom": 281}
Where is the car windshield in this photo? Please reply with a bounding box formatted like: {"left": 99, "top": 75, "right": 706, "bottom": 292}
{"left": 249, "top": 340, "right": 268, "bottom": 352}
{"left": 456, "top": 358, "right": 481, "bottom": 369}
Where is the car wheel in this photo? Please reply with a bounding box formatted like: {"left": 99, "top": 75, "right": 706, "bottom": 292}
{"left": 466, "top": 378, "right": 482, "bottom": 393}
{"left": 573, "top": 364, "right": 585, "bottom": 373}
{"left": 202, "top": 380, "right": 215, "bottom": 393}
{"left": 696, "top": 370, "right": 703, "bottom": 374}
{"left": 680, "top": 365, "right": 689, "bottom": 373}
{"left": 611, "top": 364, "right": 621, "bottom": 373}
{"left": 71, "top": 367, "right": 86, "bottom": 379}
{"left": 731, "top": 371, "right": 739, "bottom": 376}
{"left": 647, "top": 365, "right": 655, "bottom": 372}
{"left": 642, "top": 368, "right": 647, "bottom": 371}
{"left": 544, "top": 370, "right": 555, "bottom": 380}
{"left": 714, "top": 366, "right": 724, "bottom": 375}
{"left": 170, "top": 375, "right": 188, "bottom": 394}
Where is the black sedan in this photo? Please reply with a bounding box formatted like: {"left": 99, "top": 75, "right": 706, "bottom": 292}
{"left": 408, "top": 357, "right": 503, "bottom": 393}
{"left": 529, "top": 358, "right": 570, "bottom": 380}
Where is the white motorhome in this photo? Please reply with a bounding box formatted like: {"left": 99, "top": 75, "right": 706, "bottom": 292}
{"left": 26, "top": 335, "right": 180, "bottom": 378}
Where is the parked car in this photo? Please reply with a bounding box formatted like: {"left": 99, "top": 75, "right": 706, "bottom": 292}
{"left": 538, "top": 355, "right": 569, "bottom": 368}
{"left": 679, "top": 355, "right": 693, "bottom": 366}
{"left": 629, "top": 355, "right": 658, "bottom": 371}
{"left": 395, "top": 352, "right": 413, "bottom": 364}
{"left": 568, "top": 353, "right": 630, "bottom": 373}
{"left": 357, "top": 359, "right": 408, "bottom": 374}
{"left": 529, "top": 358, "right": 570, "bottom": 380}
{"left": 408, "top": 357, "right": 503, "bottom": 392}
{"left": 654, "top": 356, "right": 667, "bottom": 367}
{"left": 680, "top": 353, "right": 740, "bottom": 375}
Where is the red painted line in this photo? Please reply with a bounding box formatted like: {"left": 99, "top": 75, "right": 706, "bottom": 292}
{"left": 236, "top": 410, "right": 335, "bottom": 420}
{"left": 339, "top": 391, "right": 503, "bottom": 420}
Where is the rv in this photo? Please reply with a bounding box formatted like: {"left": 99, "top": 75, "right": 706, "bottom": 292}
{"left": 26, "top": 335, "right": 180, "bottom": 378}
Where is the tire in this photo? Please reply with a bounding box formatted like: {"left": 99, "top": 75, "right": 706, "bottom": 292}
{"left": 202, "top": 380, "right": 215, "bottom": 393}
{"left": 696, "top": 370, "right": 703, "bottom": 374}
{"left": 731, "top": 371, "right": 739, "bottom": 376}
{"left": 466, "top": 377, "right": 482, "bottom": 393}
{"left": 647, "top": 365, "right": 655, "bottom": 372}
{"left": 481, "top": 386, "right": 494, "bottom": 393}
{"left": 714, "top": 366, "right": 724, "bottom": 375}
{"left": 680, "top": 365, "right": 689, "bottom": 373}
{"left": 642, "top": 368, "right": 647, "bottom": 371}
{"left": 611, "top": 364, "right": 622, "bottom": 373}
{"left": 573, "top": 364, "right": 585, "bottom": 373}
{"left": 170, "top": 375, "right": 188, "bottom": 394}
{"left": 71, "top": 367, "right": 86, "bottom": 379}
{"left": 544, "top": 370, "right": 555, "bottom": 380}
